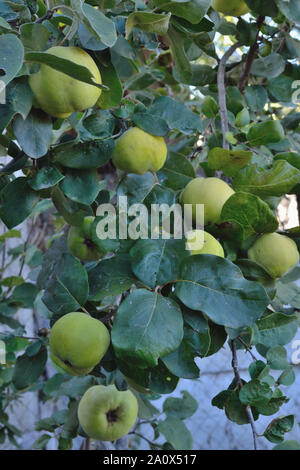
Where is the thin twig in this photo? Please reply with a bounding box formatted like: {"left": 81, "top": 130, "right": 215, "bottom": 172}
{"left": 217, "top": 42, "right": 242, "bottom": 149}
{"left": 238, "top": 16, "right": 265, "bottom": 92}
{"left": 231, "top": 340, "right": 259, "bottom": 450}
{"left": 237, "top": 336, "right": 258, "bottom": 362}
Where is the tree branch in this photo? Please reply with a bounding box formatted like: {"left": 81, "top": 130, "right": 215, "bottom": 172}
{"left": 238, "top": 16, "right": 265, "bottom": 92}
{"left": 231, "top": 340, "right": 259, "bottom": 451}
{"left": 217, "top": 42, "right": 242, "bottom": 149}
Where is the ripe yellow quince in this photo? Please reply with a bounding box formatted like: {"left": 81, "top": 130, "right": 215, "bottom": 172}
{"left": 78, "top": 384, "right": 138, "bottom": 441}
{"left": 181, "top": 177, "right": 235, "bottom": 226}
{"left": 186, "top": 230, "right": 224, "bottom": 257}
{"left": 112, "top": 127, "right": 167, "bottom": 175}
{"left": 29, "top": 46, "right": 102, "bottom": 118}
{"left": 211, "top": 0, "right": 249, "bottom": 17}
{"left": 49, "top": 312, "right": 110, "bottom": 375}
{"left": 248, "top": 233, "right": 299, "bottom": 279}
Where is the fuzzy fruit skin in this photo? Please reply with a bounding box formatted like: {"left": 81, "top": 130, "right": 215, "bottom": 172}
{"left": 186, "top": 230, "right": 224, "bottom": 257}
{"left": 211, "top": 0, "right": 249, "bottom": 16}
{"left": 67, "top": 216, "right": 104, "bottom": 261}
{"left": 78, "top": 385, "right": 138, "bottom": 441}
{"left": 29, "top": 46, "right": 101, "bottom": 118}
{"left": 112, "top": 127, "right": 167, "bottom": 175}
{"left": 50, "top": 312, "right": 110, "bottom": 376}
{"left": 182, "top": 177, "right": 235, "bottom": 226}
{"left": 248, "top": 233, "right": 299, "bottom": 279}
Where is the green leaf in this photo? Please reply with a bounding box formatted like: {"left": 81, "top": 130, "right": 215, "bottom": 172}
{"left": 0, "top": 177, "right": 39, "bottom": 228}
{"left": 175, "top": 255, "right": 269, "bottom": 329}
{"left": 267, "top": 76, "right": 295, "bottom": 103}
{"left": 26, "top": 51, "right": 104, "bottom": 90}
{"left": 245, "top": 86, "right": 268, "bottom": 112}
{"left": 162, "top": 328, "right": 200, "bottom": 379}
{"left": 1, "top": 276, "right": 24, "bottom": 287}
{"left": 130, "top": 238, "right": 187, "bottom": 289}
{"left": 28, "top": 165, "right": 64, "bottom": 191}
{"left": 239, "top": 379, "right": 272, "bottom": 406}
{"left": 52, "top": 139, "right": 114, "bottom": 170}
{"left": 208, "top": 148, "right": 252, "bottom": 176}
{"left": 56, "top": 376, "right": 94, "bottom": 398}
{"left": 252, "top": 53, "right": 286, "bottom": 79}
{"left": 13, "top": 109, "right": 52, "bottom": 158}
{"left": 158, "top": 152, "right": 195, "bottom": 191}
{"left": 11, "top": 282, "right": 38, "bottom": 307}
{"left": 232, "top": 161, "right": 300, "bottom": 197}
{"left": 277, "top": 0, "right": 300, "bottom": 25}
{"left": 96, "top": 61, "right": 122, "bottom": 110}
{"left": 111, "top": 290, "right": 183, "bottom": 368}
{"left": 277, "top": 366, "right": 296, "bottom": 386}
{"left": 220, "top": 192, "right": 279, "bottom": 241}
{"left": 163, "top": 390, "right": 198, "bottom": 420}
{"left": 0, "top": 229, "right": 21, "bottom": 242}
{"left": 42, "top": 253, "right": 89, "bottom": 316}
{"left": 59, "top": 169, "right": 100, "bottom": 205}
{"left": 212, "top": 390, "right": 250, "bottom": 425}
{"left": 256, "top": 313, "right": 298, "bottom": 348}
{"left": 126, "top": 12, "right": 171, "bottom": 38}
{"left": 266, "top": 346, "right": 289, "bottom": 370}
{"left": 247, "top": 120, "right": 285, "bottom": 147}
{"left": 245, "top": 0, "right": 278, "bottom": 17}
{"left": 264, "top": 415, "right": 294, "bottom": 444}
{"left": 88, "top": 254, "right": 137, "bottom": 301}
{"left": 158, "top": 417, "right": 193, "bottom": 450}
{"left": 273, "top": 440, "right": 300, "bottom": 450}
{"left": 276, "top": 281, "right": 300, "bottom": 308}
{"left": 51, "top": 186, "right": 92, "bottom": 226}
{"left": 0, "top": 81, "right": 33, "bottom": 132}
{"left": 117, "top": 173, "right": 156, "bottom": 206}
{"left": 153, "top": 0, "right": 211, "bottom": 24}
{"left": 12, "top": 346, "right": 47, "bottom": 390}
{"left": 168, "top": 26, "right": 192, "bottom": 84}
{"left": 20, "top": 22, "right": 50, "bottom": 51}
{"left": 274, "top": 152, "right": 300, "bottom": 171}
{"left": 82, "top": 110, "right": 115, "bottom": 138}
{"left": 81, "top": 3, "right": 117, "bottom": 48}
{"left": 32, "top": 434, "right": 51, "bottom": 450}
{"left": 0, "top": 34, "right": 24, "bottom": 85}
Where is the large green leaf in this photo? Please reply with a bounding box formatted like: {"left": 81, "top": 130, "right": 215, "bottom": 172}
{"left": 232, "top": 161, "right": 300, "bottom": 197}
{"left": 20, "top": 23, "right": 50, "bottom": 52}
{"left": 111, "top": 289, "right": 183, "bottom": 368}
{"left": 158, "top": 152, "right": 195, "bottom": 191}
{"left": 0, "top": 177, "right": 39, "bottom": 228}
{"left": 130, "top": 238, "right": 187, "bottom": 289}
{"left": 96, "top": 61, "right": 123, "bottom": 110}
{"left": 41, "top": 252, "right": 89, "bottom": 316}
{"left": 59, "top": 169, "right": 101, "bottom": 205}
{"left": 88, "top": 254, "right": 137, "bottom": 301}
{"left": 52, "top": 139, "right": 114, "bottom": 169}
{"left": 221, "top": 192, "right": 278, "bottom": 241}
{"left": 161, "top": 328, "right": 200, "bottom": 379}
{"left": 256, "top": 313, "right": 298, "bottom": 348}
{"left": 277, "top": 0, "right": 300, "bottom": 25}
{"left": 12, "top": 346, "right": 47, "bottom": 390}
{"left": 251, "top": 53, "right": 286, "bottom": 79}
{"left": 163, "top": 390, "right": 198, "bottom": 420}
{"left": 0, "top": 34, "right": 24, "bottom": 85}
{"left": 247, "top": 120, "right": 285, "bottom": 147}
{"left": 168, "top": 26, "right": 192, "bottom": 84}
{"left": 175, "top": 255, "right": 269, "bottom": 329}
{"left": 0, "top": 80, "right": 33, "bottom": 132}
{"left": 13, "top": 109, "right": 53, "bottom": 158}
{"left": 153, "top": 0, "right": 211, "bottom": 24}
{"left": 81, "top": 3, "right": 117, "bottom": 47}
{"left": 208, "top": 148, "right": 252, "bottom": 176}
{"left": 158, "top": 417, "right": 193, "bottom": 450}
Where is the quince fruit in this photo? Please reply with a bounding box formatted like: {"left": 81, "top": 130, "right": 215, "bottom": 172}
{"left": 29, "top": 46, "right": 101, "bottom": 118}
{"left": 50, "top": 312, "right": 110, "bottom": 375}
{"left": 67, "top": 216, "right": 104, "bottom": 261}
{"left": 186, "top": 230, "right": 224, "bottom": 257}
{"left": 78, "top": 384, "right": 138, "bottom": 441}
{"left": 248, "top": 233, "right": 299, "bottom": 279}
{"left": 211, "top": 0, "right": 250, "bottom": 16}
{"left": 112, "top": 127, "right": 167, "bottom": 175}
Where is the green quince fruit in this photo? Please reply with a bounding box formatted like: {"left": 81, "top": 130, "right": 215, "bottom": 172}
{"left": 78, "top": 384, "right": 138, "bottom": 441}
{"left": 49, "top": 312, "right": 110, "bottom": 376}
{"left": 29, "top": 46, "right": 102, "bottom": 118}
{"left": 211, "top": 0, "right": 250, "bottom": 16}
{"left": 248, "top": 232, "right": 299, "bottom": 279}
{"left": 181, "top": 177, "right": 235, "bottom": 226}
{"left": 186, "top": 229, "right": 224, "bottom": 257}
{"left": 67, "top": 216, "right": 104, "bottom": 261}
{"left": 112, "top": 127, "right": 167, "bottom": 175}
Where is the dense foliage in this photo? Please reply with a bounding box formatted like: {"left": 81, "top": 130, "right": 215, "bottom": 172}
{"left": 0, "top": 0, "right": 300, "bottom": 451}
